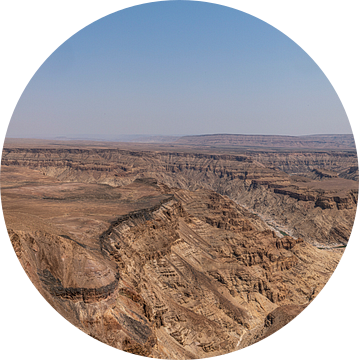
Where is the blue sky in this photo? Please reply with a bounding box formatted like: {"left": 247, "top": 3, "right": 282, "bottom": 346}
{"left": 7, "top": 1, "right": 351, "bottom": 138}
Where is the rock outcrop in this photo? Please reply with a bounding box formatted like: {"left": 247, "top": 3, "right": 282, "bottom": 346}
{"left": 249, "top": 150, "right": 358, "bottom": 180}
{"left": 2, "top": 144, "right": 357, "bottom": 245}
{"left": 1, "top": 161, "right": 345, "bottom": 358}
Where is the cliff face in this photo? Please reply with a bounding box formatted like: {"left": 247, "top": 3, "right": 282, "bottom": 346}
{"left": 2, "top": 146, "right": 357, "bottom": 245}
{"left": 2, "top": 165, "right": 342, "bottom": 358}
{"left": 248, "top": 151, "right": 358, "bottom": 181}
{"left": 227, "top": 177, "right": 357, "bottom": 246}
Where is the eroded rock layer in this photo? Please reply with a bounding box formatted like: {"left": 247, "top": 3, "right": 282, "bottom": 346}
{"left": 2, "top": 144, "right": 357, "bottom": 245}
{"left": 1, "top": 161, "right": 346, "bottom": 358}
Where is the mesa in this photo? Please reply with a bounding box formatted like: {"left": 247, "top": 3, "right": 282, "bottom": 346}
{"left": 2, "top": 135, "right": 356, "bottom": 358}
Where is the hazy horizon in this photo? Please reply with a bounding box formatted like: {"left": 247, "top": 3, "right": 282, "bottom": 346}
{"left": 5, "top": 132, "right": 354, "bottom": 142}
{"left": 7, "top": 1, "right": 352, "bottom": 138}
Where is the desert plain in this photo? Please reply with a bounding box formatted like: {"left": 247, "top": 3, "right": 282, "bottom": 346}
{"left": 1, "top": 134, "right": 357, "bottom": 359}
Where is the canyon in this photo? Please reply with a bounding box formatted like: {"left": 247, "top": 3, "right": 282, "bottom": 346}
{"left": 1, "top": 136, "right": 357, "bottom": 359}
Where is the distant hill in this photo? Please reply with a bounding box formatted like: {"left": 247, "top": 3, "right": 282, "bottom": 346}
{"left": 174, "top": 134, "right": 356, "bottom": 150}
{"left": 5, "top": 133, "right": 356, "bottom": 151}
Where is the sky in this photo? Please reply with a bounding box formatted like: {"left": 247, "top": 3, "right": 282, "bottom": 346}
{"left": 7, "top": 1, "right": 352, "bottom": 139}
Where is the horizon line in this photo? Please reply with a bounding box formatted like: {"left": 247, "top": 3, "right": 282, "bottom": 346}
{"left": 5, "top": 133, "right": 354, "bottom": 140}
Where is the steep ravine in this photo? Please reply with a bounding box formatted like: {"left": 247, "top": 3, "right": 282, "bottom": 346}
{"left": 3, "top": 161, "right": 345, "bottom": 358}
{"left": 248, "top": 150, "right": 358, "bottom": 180}
{"left": 2, "top": 147, "right": 357, "bottom": 246}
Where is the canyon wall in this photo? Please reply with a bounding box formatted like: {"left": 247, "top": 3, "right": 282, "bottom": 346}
{"left": 2, "top": 146, "right": 357, "bottom": 246}
{"left": 3, "top": 168, "right": 343, "bottom": 358}
{"left": 248, "top": 151, "right": 358, "bottom": 180}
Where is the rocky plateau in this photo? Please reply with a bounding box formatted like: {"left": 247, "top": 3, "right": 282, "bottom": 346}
{"left": 1, "top": 136, "right": 357, "bottom": 358}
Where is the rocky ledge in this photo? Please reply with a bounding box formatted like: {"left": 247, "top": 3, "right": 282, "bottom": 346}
{"left": 3, "top": 172, "right": 343, "bottom": 358}
{"left": 2, "top": 145, "right": 357, "bottom": 245}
